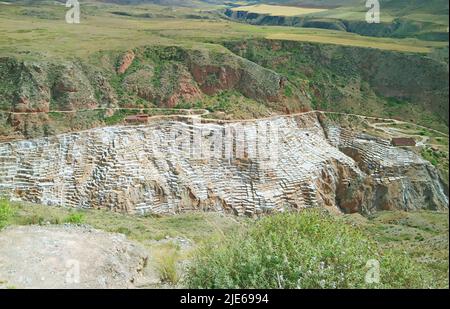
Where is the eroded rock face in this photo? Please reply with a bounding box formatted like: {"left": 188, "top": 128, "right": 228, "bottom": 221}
{"left": 0, "top": 113, "right": 447, "bottom": 215}
{"left": 225, "top": 39, "right": 449, "bottom": 126}
{"left": 324, "top": 125, "right": 449, "bottom": 213}
{"left": 0, "top": 58, "right": 51, "bottom": 113}
{"left": 117, "top": 50, "right": 135, "bottom": 74}
{"left": 123, "top": 62, "right": 203, "bottom": 108}
{"left": 0, "top": 44, "right": 314, "bottom": 141}
{"left": 0, "top": 58, "right": 107, "bottom": 113}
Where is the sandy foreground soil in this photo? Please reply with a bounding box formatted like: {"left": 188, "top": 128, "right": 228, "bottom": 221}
{"left": 0, "top": 225, "right": 156, "bottom": 289}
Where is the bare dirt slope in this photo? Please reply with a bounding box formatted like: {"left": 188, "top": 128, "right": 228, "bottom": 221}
{"left": 0, "top": 225, "right": 151, "bottom": 289}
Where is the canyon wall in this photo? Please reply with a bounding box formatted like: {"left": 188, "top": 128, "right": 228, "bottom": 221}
{"left": 224, "top": 9, "right": 449, "bottom": 41}
{"left": 0, "top": 113, "right": 447, "bottom": 215}
{"left": 224, "top": 39, "right": 449, "bottom": 130}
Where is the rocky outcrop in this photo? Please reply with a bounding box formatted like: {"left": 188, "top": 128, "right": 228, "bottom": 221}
{"left": 123, "top": 62, "right": 203, "bottom": 108}
{"left": 0, "top": 113, "right": 447, "bottom": 215}
{"left": 122, "top": 45, "right": 307, "bottom": 108}
{"left": 0, "top": 58, "right": 112, "bottom": 113}
{"left": 49, "top": 63, "right": 99, "bottom": 111}
{"left": 0, "top": 58, "right": 50, "bottom": 113}
{"left": 186, "top": 48, "right": 288, "bottom": 103}
{"left": 0, "top": 225, "right": 149, "bottom": 289}
{"left": 323, "top": 123, "right": 449, "bottom": 213}
{"left": 117, "top": 50, "right": 135, "bottom": 74}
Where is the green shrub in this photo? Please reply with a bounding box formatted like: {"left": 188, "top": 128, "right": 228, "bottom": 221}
{"left": 186, "top": 210, "right": 432, "bottom": 289}
{"left": 284, "top": 84, "right": 293, "bottom": 97}
{"left": 64, "top": 212, "right": 84, "bottom": 224}
{"left": 175, "top": 101, "right": 192, "bottom": 110}
{"left": 421, "top": 148, "right": 440, "bottom": 166}
{"left": 0, "top": 199, "right": 14, "bottom": 229}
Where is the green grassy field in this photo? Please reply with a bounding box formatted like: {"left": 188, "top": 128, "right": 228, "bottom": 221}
{"left": 265, "top": 32, "right": 437, "bottom": 53}
{"left": 0, "top": 1, "right": 447, "bottom": 61}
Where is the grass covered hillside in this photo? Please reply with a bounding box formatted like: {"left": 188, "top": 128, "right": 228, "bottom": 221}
{"left": 0, "top": 1, "right": 448, "bottom": 140}
{"left": 225, "top": 39, "right": 449, "bottom": 132}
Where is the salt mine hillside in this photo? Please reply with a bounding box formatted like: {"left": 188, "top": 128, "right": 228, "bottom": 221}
{"left": 0, "top": 0, "right": 448, "bottom": 291}
{"left": 0, "top": 112, "right": 448, "bottom": 215}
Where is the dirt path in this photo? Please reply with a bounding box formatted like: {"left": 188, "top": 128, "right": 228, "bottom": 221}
{"left": 368, "top": 120, "right": 449, "bottom": 148}
{"left": 0, "top": 108, "right": 447, "bottom": 139}
{"left": 1, "top": 107, "right": 210, "bottom": 117}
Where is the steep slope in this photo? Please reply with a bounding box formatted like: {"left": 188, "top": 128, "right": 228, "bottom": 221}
{"left": 0, "top": 112, "right": 447, "bottom": 215}
{"left": 0, "top": 45, "right": 310, "bottom": 140}
{"left": 224, "top": 39, "right": 449, "bottom": 132}
{"left": 233, "top": 0, "right": 448, "bottom": 13}
{"left": 224, "top": 0, "right": 449, "bottom": 41}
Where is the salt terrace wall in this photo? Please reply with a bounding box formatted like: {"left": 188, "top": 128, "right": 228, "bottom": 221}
{"left": 0, "top": 113, "right": 447, "bottom": 215}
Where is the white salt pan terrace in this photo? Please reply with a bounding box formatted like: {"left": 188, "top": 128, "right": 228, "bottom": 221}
{"left": 0, "top": 113, "right": 441, "bottom": 215}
